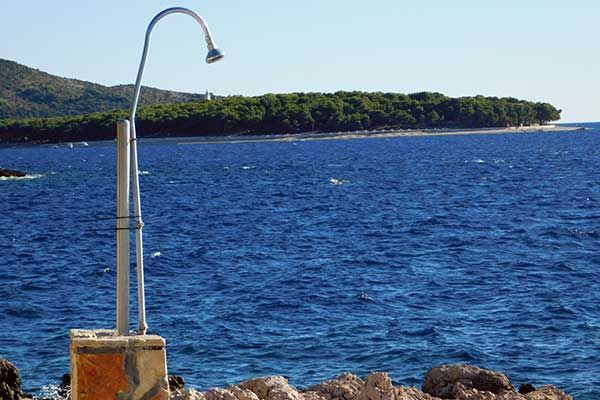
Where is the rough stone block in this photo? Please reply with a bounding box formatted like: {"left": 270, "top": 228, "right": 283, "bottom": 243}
{"left": 70, "top": 329, "right": 169, "bottom": 400}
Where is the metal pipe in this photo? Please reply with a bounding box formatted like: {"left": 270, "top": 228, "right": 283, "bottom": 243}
{"left": 116, "top": 119, "right": 131, "bottom": 336}
{"left": 130, "top": 7, "right": 223, "bottom": 120}
{"left": 129, "top": 7, "right": 225, "bottom": 335}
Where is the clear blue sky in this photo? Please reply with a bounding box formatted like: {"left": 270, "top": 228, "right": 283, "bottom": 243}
{"left": 1, "top": 0, "right": 599, "bottom": 122}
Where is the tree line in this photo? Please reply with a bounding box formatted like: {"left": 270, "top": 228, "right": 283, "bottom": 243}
{"left": 0, "top": 91, "right": 561, "bottom": 143}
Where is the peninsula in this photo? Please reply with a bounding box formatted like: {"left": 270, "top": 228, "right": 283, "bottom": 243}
{"left": 0, "top": 59, "right": 562, "bottom": 144}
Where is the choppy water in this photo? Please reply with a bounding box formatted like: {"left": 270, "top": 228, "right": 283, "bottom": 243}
{"left": 1, "top": 125, "right": 599, "bottom": 399}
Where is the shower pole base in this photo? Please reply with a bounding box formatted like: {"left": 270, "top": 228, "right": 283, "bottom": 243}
{"left": 69, "top": 329, "right": 169, "bottom": 400}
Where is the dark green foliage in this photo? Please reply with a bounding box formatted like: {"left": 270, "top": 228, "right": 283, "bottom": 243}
{"left": 0, "top": 58, "right": 206, "bottom": 119}
{"left": 0, "top": 58, "right": 561, "bottom": 143}
{"left": 0, "top": 91, "right": 561, "bottom": 143}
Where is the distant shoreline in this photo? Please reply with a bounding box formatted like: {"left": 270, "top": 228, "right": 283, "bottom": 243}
{"left": 177, "top": 124, "right": 584, "bottom": 145}
{"left": 0, "top": 124, "right": 586, "bottom": 148}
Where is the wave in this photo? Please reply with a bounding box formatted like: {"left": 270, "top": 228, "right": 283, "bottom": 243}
{"left": 0, "top": 173, "right": 44, "bottom": 181}
{"left": 37, "top": 384, "right": 63, "bottom": 399}
{"left": 357, "top": 292, "right": 374, "bottom": 301}
{"left": 329, "top": 178, "right": 348, "bottom": 186}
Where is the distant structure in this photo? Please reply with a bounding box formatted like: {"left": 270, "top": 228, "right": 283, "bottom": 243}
{"left": 205, "top": 90, "right": 212, "bottom": 101}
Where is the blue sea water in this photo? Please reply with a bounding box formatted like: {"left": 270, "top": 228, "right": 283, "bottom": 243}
{"left": 1, "top": 125, "right": 599, "bottom": 399}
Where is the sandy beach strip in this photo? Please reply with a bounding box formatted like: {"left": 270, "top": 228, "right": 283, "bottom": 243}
{"left": 178, "top": 125, "right": 583, "bottom": 145}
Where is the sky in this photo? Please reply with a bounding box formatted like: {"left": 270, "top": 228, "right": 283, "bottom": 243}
{"left": 1, "top": 0, "right": 599, "bottom": 122}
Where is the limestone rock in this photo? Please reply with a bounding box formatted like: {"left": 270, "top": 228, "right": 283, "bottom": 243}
{"left": 356, "top": 372, "right": 395, "bottom": 400}
{"left": 445, "top": 381, "right": 510, "bottom": 400}
{"left": 304, "top": 372, "right": 364, "bottom": 400}
{"left": 524, "top": 386, "right": 572, "bottom": 400}
{"left": 433, "top": 383, "right": 572, "bottom": 400}
{"left": 239, "top": 376, "right": 303, "bottom": 400}
{"left": 358, "top": 372, "right": 439, "bottom": 400}
{"left": 306, "top": 372, "right": 436, "bottom": 400}
{"left": 168, "top": 366, "right": 573, "bottom": 400}
{"left": 0, "top": 359, "right": 25, "bottom": 400}
{"left": 302, "top": 391, "right": 329, "bottom": 400}
{"left": 227, "top": 385, "right": 264, "bottom": 400}
{"left": 0, "top": 359, "right": 576, "bottom": 400}
{"left": 423, "top": 365, "right": 514, "bottom": 399}
{"left": 0, "top": 168, "right": 26, "bottom": 178}
{"left": 205, "top": 387, "right": 243, "bottom": 400}
{"left": 394, "top": 386, "right": 440, "bottom": 400}
{"left": 171, "top": 387, "right": 205, "bottom": 400}
{"left": 202, "top": 386, "right": 260, "bottom": 400}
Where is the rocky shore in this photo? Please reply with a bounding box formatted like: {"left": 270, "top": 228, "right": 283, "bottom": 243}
{"left": 0, "top": 359, "right": 572, "bottom": 400}
{"left": 0, "top": 168, "right": 26, "bottom": 178}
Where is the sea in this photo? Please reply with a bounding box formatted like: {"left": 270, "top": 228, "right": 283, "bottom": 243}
{"left": 0, "top": 124, "right": 599, "bottom": 399}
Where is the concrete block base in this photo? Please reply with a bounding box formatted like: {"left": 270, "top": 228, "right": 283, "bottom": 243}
{"left": 70, "top": 329, "right": 169, "bottom": 400}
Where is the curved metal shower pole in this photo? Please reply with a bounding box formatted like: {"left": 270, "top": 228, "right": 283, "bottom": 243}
{"left": 129, "top": 7, "right": 225, "bottom": 335}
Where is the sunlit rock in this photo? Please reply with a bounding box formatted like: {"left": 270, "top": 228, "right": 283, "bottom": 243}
{"left": 304, "top": 372, "right": 364, "bottom": 400}
{"left": 523, "top": 385, "right": 572, "bottom": 400}
{"left": 239, "top": 376, "right": 304, "bottom": 400}
{"left": 423, "top": 365, "right": 513, "bottom": 399}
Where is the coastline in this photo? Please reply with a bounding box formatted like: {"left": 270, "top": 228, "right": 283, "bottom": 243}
{"left": 0, "top": 358, "right": 574, "bottom": 400}
{"left": 0, "top": 125, "right": 585, "bottom": 148}
{"left": 177, "top": 125, "right": 584, "bottom": 146}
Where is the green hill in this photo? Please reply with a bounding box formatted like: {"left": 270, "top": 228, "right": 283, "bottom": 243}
{"left": 0, "top": 58, "right": 206, "bottom": 119}
{"left": 0, "top": 58, "right": 562, "bottom": 144}
{"left": 0, "top": 91, "right": 561, "bottom": 144}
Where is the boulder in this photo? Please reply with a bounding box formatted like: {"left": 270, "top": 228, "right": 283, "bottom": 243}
{"left": 394, "top": 386, "right": 439, "bottom": 400}
{"left": 423, "top": 365, "right": 513, "bottom": 399}
{"left": 0, "top": 168, "right": 26, "bottom": 178}
{"left": 304, "top": 372, "right": 364, "bottom": 400}
{"left": 358, "top": 372, "right": 438, "bottom": 400}
{"left": 305, "top": 372, "right": 436, "bottom": 400}
{"left": 421, "top": 365, "right": 572, "bottom": 400}
{"left": 438, "top": 384, "right": 572, "bottom": 400}
{"left": 356, "top": 372, "right": 395, "bottom": 400}
{"left": 303, "top": 392, "right": 329, "bottom": 400}
{"left": 442, "top": 381, "right": 511, "bottom": 400}
{"left": 171, "top": 387, "right": 205, "bottom": 400}
{"left": 239, "top": 376, "right": 304, "bottom": 400}
{"left": 523, "top": 386, "right": 572, "bottom": 400}
{"left": 227, "top": 385, "right": 265, "bottom": 400}
{"left": 170, "top": 382, "right": 262, "bottom": 400}
{"left": 205, "top": 386, "right": 262, "bottom": 400}
{"left": 0, "top": 359, "right": 25, "bottom": 400}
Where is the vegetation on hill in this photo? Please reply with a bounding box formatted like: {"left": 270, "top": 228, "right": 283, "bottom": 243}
{"left": 0, "top": 58, "right": 206, "bottom": 119}
{"left": 0, "top": 91, "right": 560, "bottom": 143}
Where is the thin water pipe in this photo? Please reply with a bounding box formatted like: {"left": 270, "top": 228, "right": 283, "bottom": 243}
{"left": 128, "top": 7, "right": 225, "bottom": 335}
{"left": 116, "top": 120, "right": 131, "bottom": 336}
